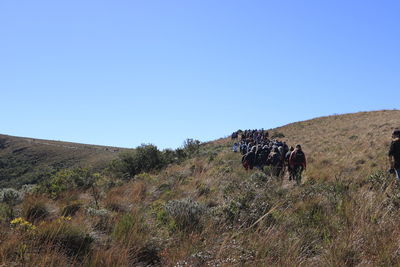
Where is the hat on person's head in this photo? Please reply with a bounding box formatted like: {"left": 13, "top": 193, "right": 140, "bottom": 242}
{"left": 393, "top": 129, "right": 400, "bottom": 137}
{"left": 295, "top": 144, "right": 302, "bottom": 149}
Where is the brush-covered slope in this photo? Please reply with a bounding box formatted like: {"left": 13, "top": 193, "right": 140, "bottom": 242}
{"left": 0, "top": 134, "right": 122, "bottom": 188}
{"left": 2, "top": 110, "right": 400, "bottom": 266}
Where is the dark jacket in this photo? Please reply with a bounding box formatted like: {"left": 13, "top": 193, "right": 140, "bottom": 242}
{"left": 242, "top": 151, "right": 256, "bottom": 166}
{"left": 289, "top": 149, "right": 306, "bottom": 169}
{"left": 389, "top": 138, "right": 400, "bottom": 169}
{"left": 285, "top": 151, "right": 292, "bottom": 163}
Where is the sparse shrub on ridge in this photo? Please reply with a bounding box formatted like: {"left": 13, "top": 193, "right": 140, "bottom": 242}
{"left": 183, "top": 138, "right": 201, "bottom": 157}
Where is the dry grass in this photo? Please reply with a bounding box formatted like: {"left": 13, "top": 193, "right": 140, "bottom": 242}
{"left": 274, "top": 110, "right": 400, "bottom": 180}
{"left": 1, "top": 110, "right": 400, "bottom": 266}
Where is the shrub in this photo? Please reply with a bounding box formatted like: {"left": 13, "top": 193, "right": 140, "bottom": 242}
{"left": 0, "top": 188, "right": 22, "bottom": 206}
{"left": 110, "top": 144, "right": 164, "bottom": 179}
{"left": 161, "top": 149, "right": 180, "bottom": 165}
{"left": 0, "top": 188, "right": 22, "bottom": 219}
{"left": 39, "top": 168, "right": 94, "bottom": 199}
{"left": 183, "top": 138, "right": 201, "bottom": 157}
{"left": 165, "top": 199, "right": 207, "bottom": 232}
{"left": 175, "top": 148, "right": 187, "bottom": 161}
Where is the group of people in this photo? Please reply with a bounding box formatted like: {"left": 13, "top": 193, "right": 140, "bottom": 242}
{"left": 231, "top": 130, "right": 307, "bottom": 183}
{"left": 230, "top": 128, "right": 400, "bottom": 184}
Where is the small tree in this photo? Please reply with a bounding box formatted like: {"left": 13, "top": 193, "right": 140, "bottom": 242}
{"left": 110, "top": 144, "right": 164, "bottom": 179}
{"left": 183, "top": 139, "right": 201, "bottom": 157}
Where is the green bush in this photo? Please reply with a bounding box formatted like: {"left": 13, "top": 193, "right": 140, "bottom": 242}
{"left": 38, "top": 168, "right": 94, "bottom": 198}
{"left": 183, "top": 138, "right": 201, "bottom": 157}
{"left": 110, "top": 144, "right": 164, "bottom": 179}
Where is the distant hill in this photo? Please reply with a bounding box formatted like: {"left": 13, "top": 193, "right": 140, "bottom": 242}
{"left": 0, "top": 134, "right": 123, "bottom": 188}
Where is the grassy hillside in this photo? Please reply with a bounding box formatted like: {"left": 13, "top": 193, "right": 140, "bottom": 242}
{"left": 1, "top": 110, "right": 400, "bottom": 266}
{"left": 0, "top": 134, "right": 122, "bottom": 188}
{"left": 274, "top": 109, "right": 400, "bottom": 180}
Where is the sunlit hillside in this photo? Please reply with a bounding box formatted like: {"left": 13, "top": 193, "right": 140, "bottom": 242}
{"left": 1, "top": 110, "right": 400, "bottom": 266}
{"left": 0, "top": 134, "right": 122, "bottom": 188}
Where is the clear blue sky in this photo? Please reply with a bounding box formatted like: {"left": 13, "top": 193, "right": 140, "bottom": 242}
{"left": 1, "top": 1, "right": 399, "bottom": 149}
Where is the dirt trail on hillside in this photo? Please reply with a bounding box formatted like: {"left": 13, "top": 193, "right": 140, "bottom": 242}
{"left": 279, "top": 169, "right": 298, "bottom": 189}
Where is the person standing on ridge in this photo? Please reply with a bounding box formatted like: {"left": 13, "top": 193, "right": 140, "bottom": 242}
{"left": 388, "top": 129, "right": 400, "bottom": 180}
{"left": 289, "top": 144, "right": 306, "bottom": 184}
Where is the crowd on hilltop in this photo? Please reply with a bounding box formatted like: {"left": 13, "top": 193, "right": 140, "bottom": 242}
{"left": 231, "top": 129, "right": 307, "bottom": 183}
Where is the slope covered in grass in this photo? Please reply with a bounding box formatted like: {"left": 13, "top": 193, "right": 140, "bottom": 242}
{"left": 0, "top": 134, "right": 122, "bottom": 188}
{"left": 273, "top": 109, "right": 400, "bottom": 180}
{"left": 1, "top": 110, "right": 400, "bottom": 266}
{"left": 213, "top": 109, "right": 399, "bottom": 180}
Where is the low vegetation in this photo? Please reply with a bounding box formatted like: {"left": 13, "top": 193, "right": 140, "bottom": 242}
{"left": 0, "top": 110, "right": 399, "bottom": 266}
